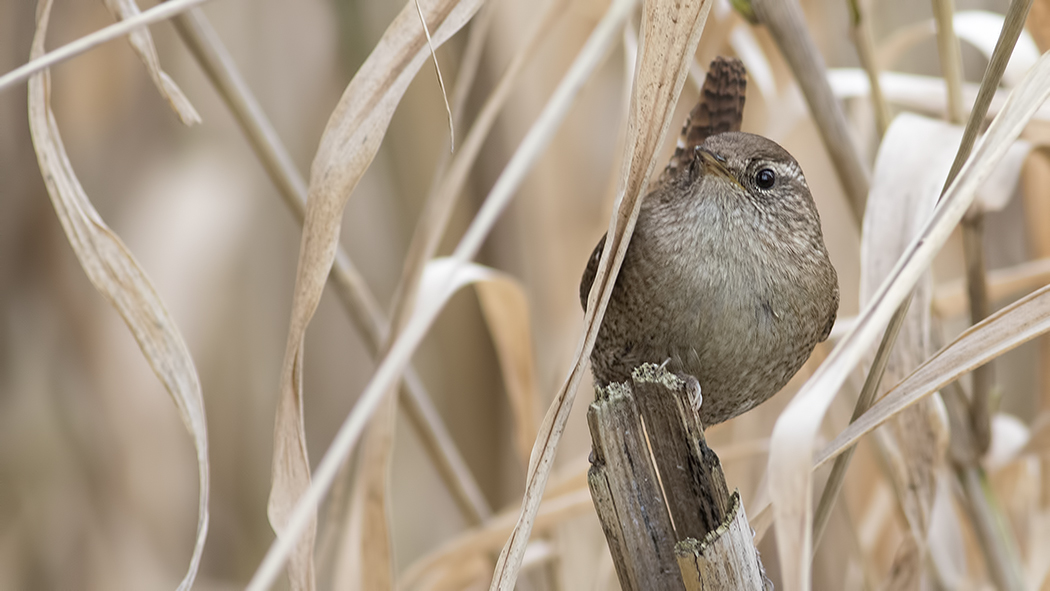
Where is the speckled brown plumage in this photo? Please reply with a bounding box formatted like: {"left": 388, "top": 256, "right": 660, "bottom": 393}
{"left": 580, "top": 90, "right": 838, "bottom": 426}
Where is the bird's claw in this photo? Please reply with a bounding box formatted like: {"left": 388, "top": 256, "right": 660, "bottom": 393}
{"left": 685, "top": 376, "right": 703, "bottom": 412}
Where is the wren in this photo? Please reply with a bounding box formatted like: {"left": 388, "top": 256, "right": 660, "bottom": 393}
{"left": 580, "top": 57, "right": 839, "bottom": 426}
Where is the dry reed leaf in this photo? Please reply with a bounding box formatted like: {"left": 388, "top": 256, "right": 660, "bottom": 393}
{"left": 27, "top": 1, "right": 208, "bottom": 589}
{"left": 334, "top": 393, "right": 399, "bottom": 591}
{"left": 103, "top": 0, "right": 201, "bottom": 125}
{"left": 476, "top": 277, "right": 541, "bottom": 468}
{"left": 817, "top": 282, "right": 1050, "bottom": 470}
{"left": 334, "top": 270, "right": 538, "bottom": 590}
{"left": 266, "top": 0, "right": 483, "bottom": 589}
{"left": 829, "top": 69, "right": 1050, "bottom": 124}
{"left": 248, "top": 2, "right": 630, "bottom": 584}
{"left": 769, "top": 51, "right": 1050, "bottom": 591}
{"left": 861, "top": 113, "right": 954, "bottom": 543}
{"left": 488, "top": 0, "right": 713, "bottom": 588}
{"left": 331, "top": 2, "right": 566, "bottom": 586}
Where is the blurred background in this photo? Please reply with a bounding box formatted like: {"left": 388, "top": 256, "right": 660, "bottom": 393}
{"left": 2, "top": 0, "right": 1049, "bottom": 589}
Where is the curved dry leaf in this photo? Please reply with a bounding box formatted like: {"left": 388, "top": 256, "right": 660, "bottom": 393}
{"left": 860, "top": 112, "right": 949, "bottom": 542}
{"left": 488, "top": 0, "right": 713, "bottom": 588}
{"left": 859, "top": 113, "right": 1030, "bottom": 216}
{"left": 248, "top": 1, "right": 630, "bottom": 581}
{"left": 103, "top": 0, "right": 201, "bottom": 125}
{"left": 27, "top": 1, "right": 208, "bottom": 590}
{"left": 768, "top": 51, "right": 1050, "bottom": 591}
{"left": 817, "top": 282, "right": 1050, "bottom": 470}
{"left": 476, "top": 276, "right": 541, "bottom": 468}
{"left": 266, "top": 1, "right": 483, "bottom": 589}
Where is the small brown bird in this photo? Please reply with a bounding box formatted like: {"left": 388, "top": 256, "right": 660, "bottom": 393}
{"left": 580, "top": 58, "right": 838, "bottom": 426}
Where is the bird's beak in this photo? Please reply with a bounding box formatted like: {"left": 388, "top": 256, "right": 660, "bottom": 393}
{"left": 697, "top": 149, "right": 743, "bottom": 190}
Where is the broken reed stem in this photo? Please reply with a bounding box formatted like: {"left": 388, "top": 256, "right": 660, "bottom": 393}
{"left": 747, "top": 0, "right": 870, "bottom": 225}
{"left": 171, "top": 8, "right": 492, "bottom": 524}
{"left": 587, "top": 364, "right": 764, "bottom": 591}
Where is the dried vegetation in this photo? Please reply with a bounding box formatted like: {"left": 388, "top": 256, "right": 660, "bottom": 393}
{"left": 3, "top": 0, "right": 1050, "bottom": 589}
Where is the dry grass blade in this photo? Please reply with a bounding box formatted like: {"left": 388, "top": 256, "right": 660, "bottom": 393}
{"left": 337, "top": 270, "right": 538, "bottom": 589}
{"left": 266, "top": 0, "right": 483, "bottom": 588}
{"left": 767, "top": 50, "right": 1050, "bottom": 591}
{"left": 170, "top": 9, "right": 491, "bottom": 527}
{"left": 476, "top": 278, "right": 542, "bottom": 468}
{"left": 414, "top": 0, "right": 455, "bottom": 151}
{"left": 857, "top": 113, "right": 948, "bottom": 547}
{"left": 487, "top": 0, "right": 713, "bottom": 588}
{"left": 0, "top": 0, "right": 213, "bottom": 93}
{"left": 248, "top": 0, "right": 627, "bottom": 576}
{"left": 103, "top": 0, "right": 200, "bottom": 125}
{"left": 26, "top": 1, "right": 208, "bottom": 589}
{"left": 816, "top": 282, "right": 1050, "bottom": 469}
{"left": 336, "top": 4, "right": 566, "bottom": 585}
{"left": 387, "top": 0, "right": 566, "bottom": 339}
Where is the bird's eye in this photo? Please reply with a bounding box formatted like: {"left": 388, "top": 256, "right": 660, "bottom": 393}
{"left": 755, "top": 168, "right": 776, "bottom": 189}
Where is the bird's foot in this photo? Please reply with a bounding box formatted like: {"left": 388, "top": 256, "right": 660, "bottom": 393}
{"left": 684, "top": 375, "right": 703, "bottom": 412}
{"left": 658, "top": 358, "right": 672, "bottom": 371}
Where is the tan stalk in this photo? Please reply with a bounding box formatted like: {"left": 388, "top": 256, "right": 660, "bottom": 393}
{"left": 103, "top": 0, "right": 200, "bottom": 125}
{"left": 768, "top": 50, "right": 1050, "bottom": 591}
{"left": 170, "top": 8, "right": 492, "bottom": 528}
{"left": 265, "top": 0, "right": 486, "bottom": 588}
{"left": 27, "top": 1, "right": 209, "bottom": 589}
{"left": 335, "top": 2, "right": 568, "bottom": 586}
{"left": 0, "top": 0, "right": 213, "bottom": 92}
{"left": 245, "top": 0, "right": 630, "bottom": 585}
{"left": 847, "top": 0, "right": 891, "bottom": 138}
{"left": 810, "top": 0, "right": 1035, "bottom": 571}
